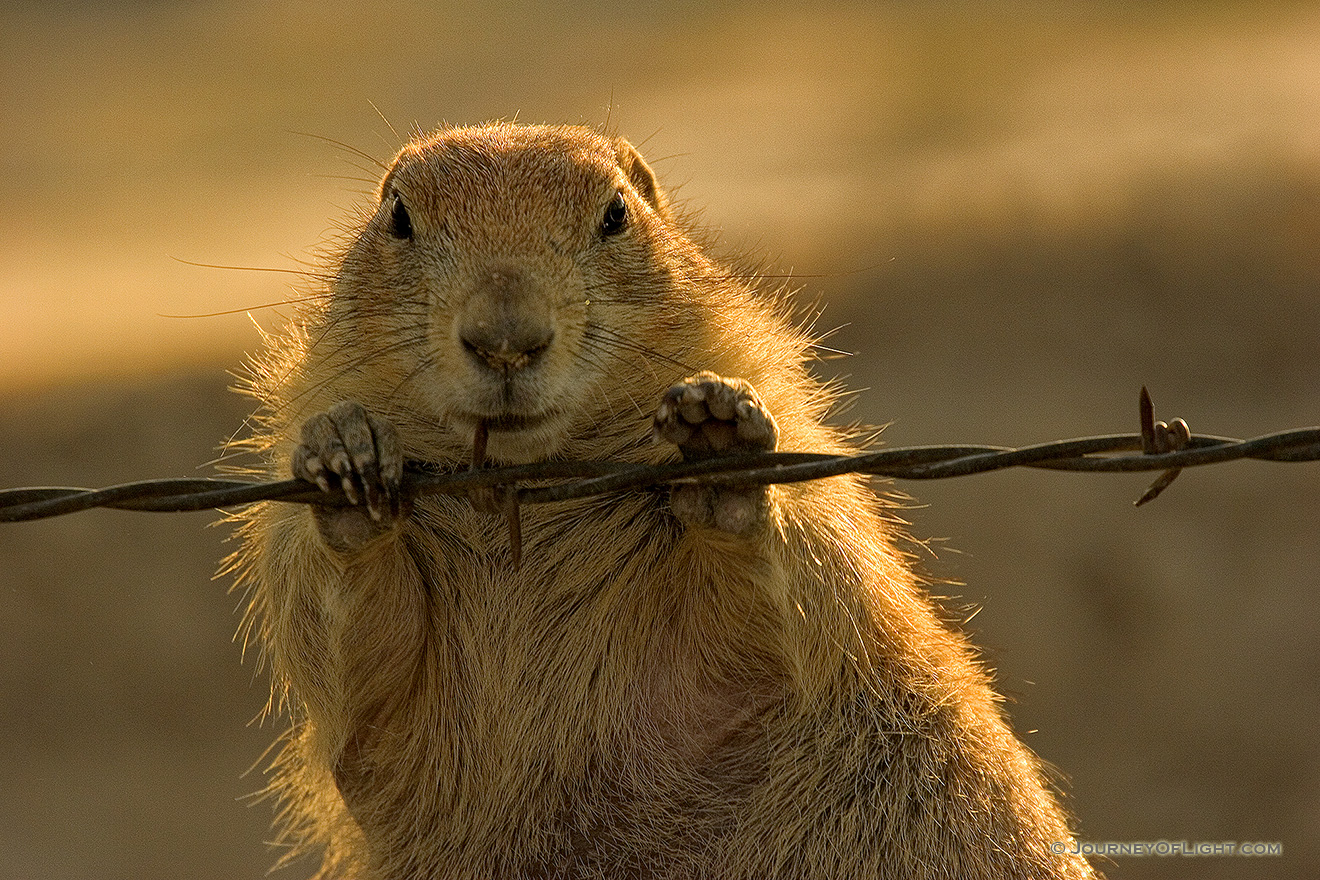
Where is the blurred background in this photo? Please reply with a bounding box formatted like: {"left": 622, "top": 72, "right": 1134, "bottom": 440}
{"left": 1, "top": 1, "right": 1317, "bottom": 877}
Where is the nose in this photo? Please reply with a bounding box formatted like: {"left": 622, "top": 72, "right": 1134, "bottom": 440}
{"left": 458, "top": 268, "right": 554, "bottom": 375}
{"left": 460, "top": 316, "right": 554, "bottom": 374}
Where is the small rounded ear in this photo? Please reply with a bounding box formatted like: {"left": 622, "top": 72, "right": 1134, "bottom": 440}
{"left": 616, "top": 140, "right": 671, "bottom": 221}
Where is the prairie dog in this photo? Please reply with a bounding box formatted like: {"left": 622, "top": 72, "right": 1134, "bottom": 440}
{"left": 232, "top": 122, "right": 1095, "bottom": 879}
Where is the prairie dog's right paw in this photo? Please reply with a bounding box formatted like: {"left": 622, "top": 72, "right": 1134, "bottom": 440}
{"left": 292, "top": 401, "right": 406, "bottom": 552}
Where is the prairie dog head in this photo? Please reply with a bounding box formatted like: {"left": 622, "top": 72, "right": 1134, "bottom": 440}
{"left": 327, "top": 123, "right": 689, "bottom": 463}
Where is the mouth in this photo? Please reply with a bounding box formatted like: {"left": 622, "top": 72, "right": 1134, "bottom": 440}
{"left": 455, "top": 409, "right": 562, "bottom": 434}
{"left": 453, "top": 408, "right": 568, "bottom": 466}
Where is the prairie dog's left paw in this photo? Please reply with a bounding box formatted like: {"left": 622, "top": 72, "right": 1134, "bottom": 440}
{"left": 653, "top": 372, "right": 778, "bottom": 457}
{"left": 653, "top": 372, "right": 778, "bottom": 536}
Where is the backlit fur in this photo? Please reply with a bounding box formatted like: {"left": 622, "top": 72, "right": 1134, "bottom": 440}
{"left": 229, "top": 122, "right": 1096, "bottom": 879}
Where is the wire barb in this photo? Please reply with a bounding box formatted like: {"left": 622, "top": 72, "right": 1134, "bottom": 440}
{"left": 1, "top": 391, "right": 1317, "bottom": 524}
{"left": 1136, "top": 386, "right": 1192, "bottom": 506}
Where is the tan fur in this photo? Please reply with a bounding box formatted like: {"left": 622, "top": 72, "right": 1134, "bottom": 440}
{"left": 229, "top": 122, "right": 1096, "bottom": 879}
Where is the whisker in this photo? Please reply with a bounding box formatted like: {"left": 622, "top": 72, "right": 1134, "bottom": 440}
{"left": 265, "top": 331, "right": 430, "bottom": 430}
{"left": 288, "top": 131, "right": 389, "bottom": 172}
{"left": 584, "top": 325, "right": 693, "bottom": 375}
{"left": 299, "top": 301, "right": 428, "bottom": 363}
{"left": 382, "top": 349, "right": 439, "bottom": 411}
{"left": 367, "top": 99, "right": 402, "bottom": 143}
{"left": 170, "top": 257, "right": 332, "bottom": 281}
{"left": 159, "top": 294, "right": 329, "bottom": 319}
{"left": 310, "top": 173, "right": 379, "bottom": 184}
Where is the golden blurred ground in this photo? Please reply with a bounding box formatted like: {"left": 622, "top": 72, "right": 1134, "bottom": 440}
{"left": 1, "top": 2, "right": 1318, "bottom": 878}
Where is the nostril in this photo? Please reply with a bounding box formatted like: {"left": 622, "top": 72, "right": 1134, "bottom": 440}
{"left": 524, "top": 335, "right": 552, "bottom": 361}
{"left": 460, "top": 326, "right": 554, "bottom": 373}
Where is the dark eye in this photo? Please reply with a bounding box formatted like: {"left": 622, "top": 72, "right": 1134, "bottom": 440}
{"left": 600, "top": 191, "right": 628, "bottom": 236}
{"left": 387, "top": 192, "right": 413, "bottom": 240}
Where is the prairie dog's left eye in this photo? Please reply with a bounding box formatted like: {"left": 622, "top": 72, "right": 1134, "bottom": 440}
{"left": 600, "top": 191, "right": 628, "bottom": 237}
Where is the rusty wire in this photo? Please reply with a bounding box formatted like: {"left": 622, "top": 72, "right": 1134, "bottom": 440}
{"left": 2, "top": 388, "right": 1318, "bottom": 524}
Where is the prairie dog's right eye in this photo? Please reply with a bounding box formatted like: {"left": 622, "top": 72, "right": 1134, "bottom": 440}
{"left": 387, "top": 192, "right": 413, "bottom": 240}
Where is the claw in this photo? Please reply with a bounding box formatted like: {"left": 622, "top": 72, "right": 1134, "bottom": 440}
{"left": 292, "top": 402, "right": 408, "bottom": 549}
{"left": 339, "top": 472, "right": 362, "bottom": 506}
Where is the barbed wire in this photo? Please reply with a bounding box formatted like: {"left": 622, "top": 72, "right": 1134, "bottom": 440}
{"left": 2, "top": 388, "right": 1317, "bottom": 524}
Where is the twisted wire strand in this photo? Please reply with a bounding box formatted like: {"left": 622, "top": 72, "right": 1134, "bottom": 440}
{"left": 3, "top": 427, "right": 1318, "bottom": 524}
